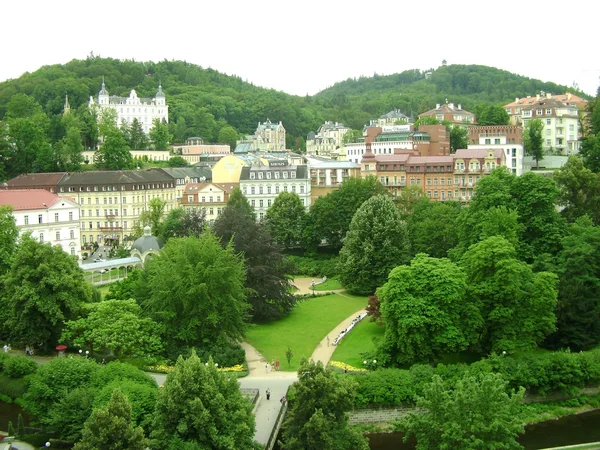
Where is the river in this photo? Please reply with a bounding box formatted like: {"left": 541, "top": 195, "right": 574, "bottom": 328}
{"left": 367, "top": 409, "right": 600, "bottom": 450}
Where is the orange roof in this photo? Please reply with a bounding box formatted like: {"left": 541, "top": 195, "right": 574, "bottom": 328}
{"left": 505, "top": 93, "right": 588, "bottom": 109}
{"left": 184, "top": 182, "right": 238, "bottom": 194}
{"left": 0, "top": 189, "right": 62, "bottom": 211}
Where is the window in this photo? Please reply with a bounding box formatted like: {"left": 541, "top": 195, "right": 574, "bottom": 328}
{"left": 70, "top": 230, "right": 75, "bottom": 239}
{"left": 547, "top": 118, "right": 551, "bottom": 125}
{"left": 251, "top": 187, "right": 255, "bottom": 195}
{"left": 251, "top": 200, "right": 256, "bottom": 207}
{"left": 274, "top": 172, "right": 280, "bottom": 179}
{"left": 209, "top": 196, "right": 213, "bottom": 203}
{"left": 292, "top": 186, "right": 296, "bottom": 193}
{"left": 300, "top": 185, "right": 304, "bottom": 194}
{"left": 89, "top": 221, "right": 93, "bottom": 229}
{"left": 24, "top": 215, "right": 29, "bottom": 225}
{"left": 258, "top": 172, "right": 263, "bottom": 179}
{"left": 188, "top": 195, "right": 194, "bottom": 202}
{"left": 267, "top": 186, "right": 271, "bottom": 194}
{"left": 259, "top": 187, "right": 263, "bottom": 194}
{"left": 96, "top": 209, "right": 100, "bottom": 217}
{"left": 104, "top": 198, "right": 108, "bottom": 204}
{"left": 536, "top": 109, "right": 543, "bottom": 115}
{"left": 485, "top": 138, "right": 491, "bottom": 145}
{"left": 109, "top": 197, "right": 113, "bottom": 205}
{"left": 494, "top": 139, "right": 500, "bottom": 144}
{"left": 70, "top": 247, "right": 75, "bottom": 255}
{"left": 38, "top": 214, "right": 43, "bottom": 224}
{"left": 259, "top": 200, "right": 264, "bottom": 207}
{"left": 124, "top": 221, "right": 128, "bottom": 230}
{"left": 55, "top": 213, "right": 59, "bottom": 222}
{"left": 209, "top": 208, "right": 214, "bottom": 215}
{"left": 39, "top": 233, "right": 44, "bottom": 243}
{"left": 284, "top": 185, "right": 288, "bottom": 192}
{"left": 291, "top": 172, "right": 296, "bottom": 179}
{"left": 82, "top": 235, "right": 86, "bottom": 244}
{"left": 275, "top": 186, "right": 280, "bottom": 194}
{"left": 250, "top": 172, "right": 255, "bottom": 180}
{"left": 259, "top": 212, "right": 264, "bottom": 220}
{"left": 267, "top": 199, "right": 272, "bottom": 207}
{"left": 55, "top": 231, "right": 60, "bottom": 241}
{"left": 122, "top": 197, "right": 126, "bottom": 204}
{"left": 546, "top": 108, "right": 552, "bottom": 115}
{"left": 216, "top": 196, "right": 221, "bottom": 202}
{"left": 123, "top": 208, "right": 127, "bottom": 216}
{"left": 266, "top": 172, "right": 272, "bottom": 179}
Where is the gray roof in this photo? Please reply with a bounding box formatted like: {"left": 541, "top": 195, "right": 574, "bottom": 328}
{"left": 58, "top": 169, "right": 174, "bottom": 186}
{"left": 131, "top": 235, "right": 164, "bottom": 254}
{"left": 309, "top": 161, "right": 360, "bottom": 169}
{"left": 159, "top": 166, "right": 212, "bottom": 181}
{"left": 79, "top": 256, "right": 142, "bottom": 270}
{"left": 234, "top": 143, "right": 253, "bottom": 153}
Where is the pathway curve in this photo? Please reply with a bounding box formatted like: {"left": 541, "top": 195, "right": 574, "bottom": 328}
{"left": 309, "top": 307, "right": 367, "bottom": 366}
{"left": 292, "top": 277, "right": 344, "bottom": 296}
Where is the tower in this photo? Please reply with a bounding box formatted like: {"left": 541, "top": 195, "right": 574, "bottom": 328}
{"left": 63, "top": 95, "right": 71, "bottom": 115}
{"left": 98, "top": 77, "right": 109, "bottom": 105}
{"left": 156, "top": 81, "right": 165, "bottom": 106}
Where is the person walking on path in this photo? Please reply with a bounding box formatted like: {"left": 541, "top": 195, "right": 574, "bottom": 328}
{"left": 266, "top": 388, "right": 271, "bottom": 400}
{"left": 327, "top": 336, "right": 330, "bottom": 347}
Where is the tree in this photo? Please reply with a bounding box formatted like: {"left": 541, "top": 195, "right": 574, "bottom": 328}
{"left": 167, "top": 156, "right": 189, "bottom": 167}
{"left": 57, "top": 124, "right": 85, "bottom": 171}
{"left": 137, "top": 197, "right": 166, "bottom": 236}
{"left": 461, "top": 236, "right": 558, "bottom": 353}
{"left": 404, "top": 373, "right": 525, "bottom": 450}
{"left": 136, "top": 234, "right": 249, "bottom": 350}
{"left": 407, "top": 200, "right": 461, "bottom": 258}
{"left": 378, "top": 254, "right": 478, "bottom": 366}
{"left": 75, "top": 389, "right": 149, "bottom": 450}
{"left": 217, "top": 125, "right": 239, "bottom": 150}
{"left": 96, "top": 127, "right": 133, "bottom": 170}
{"left": 1, "top": 235, "right": 93, "bottom": 351}
{"left": 265, "top": 192, "right": 306, "bottom": 248}
{"left": 545, "top": 219, "right": 600, "bottom": 351}
{"left": 396, "top": 185, "right": 426, "bottom": 220}
{"left": 449, "top": 125, "right": 468, "bottom": 152}
{"left": 304, "top": 175, "right": 387, "bottom": 251}
{"left": 127, "top": 118, "right": 149, "bottom": 149}
{"left": 281, "top": 359, "right": 369, "bottom": 450}
{"left": 151, "top": 351, "right": 255, "bottom": 449}
{"left": 0, "top": 205, "right": 18, "bottom": 276}
{"left": 214, "top": 205, "right": 295, "bottom": 322}
{"left": 343, "top": 129, "right": 362, "bottom": 144}
{"left": 524, "top": 118, "right": 544, "bottom": 169}
{"left": 339, "top": 195, "right": 409, "bottom": 295}
{"left": 105, "top": 269, "right": 142, "bottom": 301}
{"left": 227, "top": 186, "right": 255, "bottom": 218}
{"left": 580, "top": 133, "right": 600, "bottom": 172}
{"left": 159, "top": 207, "right": 206, "bottom": 242}
{"left": 61, "top": 300, "right": 164, "bottom": 359}
{"left": 554, "top": 156, "right": 600, "bottom": 224}
{"left": 149, "top": 118, "right": 170, "bottom": 150}
{"left": 476, "top": 104, "right": 510, "bottom": 126}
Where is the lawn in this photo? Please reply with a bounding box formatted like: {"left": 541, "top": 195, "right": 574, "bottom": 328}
{"left": 330, "top": 318, "right": 385, "bottom": 368}
{"left": 97, "top": 285, "right": 111, "bottom": 299}
{"left": 313, "top": 277, "right": 343, "bottom": 291}
{"left": 245, "top": 292, "right": 368, "bottom": 371}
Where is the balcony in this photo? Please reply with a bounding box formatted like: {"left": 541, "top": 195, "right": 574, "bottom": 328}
{"left": 455, "top": 168, "right": 465, "bottom": 173}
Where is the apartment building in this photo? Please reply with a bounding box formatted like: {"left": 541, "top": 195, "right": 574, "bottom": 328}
{"left": 0, "top": 189, "right": 82, "bottom": 259}
{"left": 306, "top": 158, "right": 361, "bottom": 202}
{"left": 236, "top": 119, "right": 286, "bottom": 152}
{"left": 181, "top": 182, "right": 238, "bottom": 225}
{"left": 468, "top": 125, "right": 524, "bottom": 175}
{"left": 306, "top": 121, "right": 351, "bottom": 157}
{"left": 418, "top": 102, "right": 476, "bottom": 125}
{"left": 239, "top": 162, "right": 311, "bottom": 221}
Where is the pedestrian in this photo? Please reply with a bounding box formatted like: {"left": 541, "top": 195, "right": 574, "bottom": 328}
{"left": 2, "top": 344, "right": 7, "bottom": 353}
{"left": 275, "top": 360, "right": 280, "bottom": 371}
{"left": 266, "top": 388, "right": 271, "bottom": 400}
{"left": 271, "top": 359, "right": 275, "bottom": 370}
{"left": 327, "top": 336, "right": 330, "bottom": 347}
{"left": 280, "top": 396, "right": 286, "bottom": 405}
{"left": 265, "top": 363, "right": 269, "bottom": 374}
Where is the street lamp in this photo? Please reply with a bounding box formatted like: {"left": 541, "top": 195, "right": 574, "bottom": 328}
{"left": 311, "top": 281, "right": 316, "bottom": 297}
{"left": 45, "top": 442, "right": 51, "bottom": 448}
{"left": 502, "top": 351, "right": 507, "bottom": 357}
{"left": 85, "top": 350, "right": 89, "bottom": 358}
{"left": 79, "top": 349, "right": 83, "bottom": 356}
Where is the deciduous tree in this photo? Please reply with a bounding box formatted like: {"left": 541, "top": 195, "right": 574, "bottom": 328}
{"left": 404, "top": 373, "right": 525, "bottom": 450}
{"left": 281, "top": 359, "right": 369, "bottom": 450}
{"left": 149, "top": 118, "right": 170, "bottom": 150}
{"left": 339, "top": 194, "right": 409, "bottom": 295}
{"left": 151, "top": 351, "right": 255, "bottom": 449}
{"left": 555, "top": 156, "right": 600, "bottom": 224}
{"left": 378, "top": 254, "right": 478, "bottom": 366}
{"left": 524, "top": 118, "right": 544, "bottom": 169}
{"left": 214, "top": 205, "right": 295, "bottom": 321}
{"left": 159, "top": 207, "right": 206, "bottom": 242}
{"left": 227, "top": 186, "right": 255, "bottom": 219}
{"left": 136, "top": 234, "right": 249, "bottom": 350}
{"left": 265, "top": 191, "right": 306, "bottom": 248}
{"left": 217, "top": 125, "right": 239, "bottom": 150}
{"left": 2, "top": 235, "right": 93, "bottom": 351}
{"left": 407, "top": 200, "right": 461, "bottom": 258}
{"left": 449, "top": 125, "right": 468, "bottom": 152}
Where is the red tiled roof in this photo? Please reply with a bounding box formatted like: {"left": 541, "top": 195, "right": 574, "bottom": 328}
{"left": 454, "top": 148, "right": 504, "bottom": 159}
{"left": 0, "top": 189, "right": 62, "bottom": 211}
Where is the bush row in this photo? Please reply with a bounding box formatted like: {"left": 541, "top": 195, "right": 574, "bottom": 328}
{"left": 350, "top": 349, "right": 600, "bottom": 408}
{"left": 285, "top": 255, "right": 340, "bottom": 278}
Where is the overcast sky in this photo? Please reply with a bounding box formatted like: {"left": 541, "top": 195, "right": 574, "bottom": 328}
{"left": 4, "top": 0, "right": 599, "bottom": 98}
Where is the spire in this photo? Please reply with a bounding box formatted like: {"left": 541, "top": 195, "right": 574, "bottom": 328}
{"left": 156, "top": 80, "right": 165, "bottom": 98}
{"left": 63, "top": 95, "right": 71, "bottom": 116}
{"left": 99, "top": 76, "right": 108, "bottom": 96}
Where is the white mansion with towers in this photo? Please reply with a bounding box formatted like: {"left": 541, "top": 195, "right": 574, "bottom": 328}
{"left": 88, "top": 79, "right": 169, "bottom": 134}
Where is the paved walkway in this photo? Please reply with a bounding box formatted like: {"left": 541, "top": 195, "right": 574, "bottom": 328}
{"left": 292, "top": 277, "right": 344, "bottom": 296}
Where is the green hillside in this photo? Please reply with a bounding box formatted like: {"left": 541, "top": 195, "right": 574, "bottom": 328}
{"left": 0, "top": 57, "right": 590, "bottom": 157}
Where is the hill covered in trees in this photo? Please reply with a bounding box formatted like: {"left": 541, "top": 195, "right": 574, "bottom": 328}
{"left": 0, "top": 56, "right": 589, "bottom": 152}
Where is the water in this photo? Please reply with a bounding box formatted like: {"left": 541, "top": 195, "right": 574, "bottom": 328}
{"left": 367, "top": 409, "right": 600, "bottom": 450}
{"left": 0, "top": 401, "right": 30, "bottom": 432}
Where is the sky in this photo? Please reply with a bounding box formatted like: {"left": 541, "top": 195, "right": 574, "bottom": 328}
{"left": 3, "top": 0, "right": 599, "bottom": 98}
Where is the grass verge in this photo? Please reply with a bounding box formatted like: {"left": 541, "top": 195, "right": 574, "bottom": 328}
{"left": 314, "top": 277, "right": 344, "bottom": 291}
{"left": 331, "top": 319, "right": 385, "bottom": 368}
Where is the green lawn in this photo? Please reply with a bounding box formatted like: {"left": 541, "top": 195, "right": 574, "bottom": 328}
{"left": 85, "top": 268, "right": 127, "bottom": 283}
{"left": 313, "top": 277, "right": 343, "bottom": 291}
{"left": 245, "top": 292, "right": 368, "bottom": 371}
{"left": 330, "top": 319, "right": 385, "bottom": 368}
{"left": 97, "top": 285, "right": 111, "bottom": 299}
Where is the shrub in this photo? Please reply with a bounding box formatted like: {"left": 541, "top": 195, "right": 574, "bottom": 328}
{"left": 4, "top": 355, "right": 38, "bottom": 378}
{"left": 286, "top": 255, "right": 340, "bottom": 278}
{"left": 90, "top": 362, "right": 156, "bottom": 389}
{"left": 0, "top": 373, "right": 28, "bottom": 399}
{"left": 353, "top": 369, "right": 417, "bottom": 408}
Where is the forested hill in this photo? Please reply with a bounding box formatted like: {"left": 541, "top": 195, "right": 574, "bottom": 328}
{"left": 0, "top": 57, "right": 588, "bottom": 150}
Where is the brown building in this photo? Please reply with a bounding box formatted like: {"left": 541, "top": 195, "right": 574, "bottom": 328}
{"left": 468, "top": 125, "right": 523, "bottom": 146}
{"left": 419, "top": 102, "right": 476, "bottom": 125}
{"left": 181, "top": 182, "right": 237, "bottom": 225}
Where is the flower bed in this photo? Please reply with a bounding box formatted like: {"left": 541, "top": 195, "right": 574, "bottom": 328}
{"left": 329, "top": 360, "right": 368, "bottom": 373}
{"left": 147, "top": 363, "right": 247, "bottom": 374}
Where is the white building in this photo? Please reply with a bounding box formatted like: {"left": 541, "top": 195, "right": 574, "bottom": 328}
{"left": 306, "top": 121, "right": 351, "bottom": 157}
{"left": 468, "top": 126, "right": 524, "bottom": 176}
{"left": 239, "top": 162, "right": 311, "bottom": 221}
{"left": 0, "top": 189, "right": 82, "bottom": 259}
{"left": 89, "top": 79, "right": 168, "bottom": 134}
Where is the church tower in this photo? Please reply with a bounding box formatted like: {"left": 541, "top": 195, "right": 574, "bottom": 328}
{"left": 63, "top": 95, "right": 71, "bottom": 115}
{"left": 155, "top": 81, "right": 165, "bottom": 106}
{"left": 98, "top": 77, "right": 109, "bottom": 105}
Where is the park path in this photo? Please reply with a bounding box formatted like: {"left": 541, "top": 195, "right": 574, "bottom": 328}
{"left": 292, "top": 277, "right": 344, "bottom": 295}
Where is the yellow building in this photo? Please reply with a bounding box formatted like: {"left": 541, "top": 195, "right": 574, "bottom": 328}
{"left": 211, "top": 154, "right": 268, "bottom": 184}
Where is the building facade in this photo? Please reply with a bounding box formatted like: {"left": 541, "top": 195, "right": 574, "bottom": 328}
{"left": 0, "top": 189, "right": 82, "bottom": 259}
{"left": 172, "top": 137, "right": 231, "bottom": 164}
{"left": 468, "top": 125, "right": 524, "bottom": 175}
{"left": 239, "top": 162, "right": 311, "bottom": 221}
{"left": 306, "top": 121, "right": 351, "bottom": 157}
{"left": 236, "top": 119, "right": 286, "bottom": 152}
{"left": 181, "top": 182, "right": 237, "bottom": 225}
{"left": 361, "top": 147, "right": 505, "bottom": 202}
{"left": 158, "top": 167, "right": 212, "bottom": 204}
{"left": 89, "top": 80, "right": 168, "bottom": 134}
{"left": 306, "top": 158, "right": 361, "bottom": 202}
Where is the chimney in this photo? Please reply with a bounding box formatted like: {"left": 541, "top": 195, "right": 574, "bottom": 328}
{"left": 515, "top": 97, "right": 519, "bottom": 102}
{"left": 567, "top": 93, "right": 572, "bottom": 100}
{"left": 458, "top": 104, "right": 462, "bottom": 110}
{"left": 436, "top": 103, "right": 440, "bottom": 109}
{"left": 536, "top": 94, "right": 540, "bottom": 101}
{"left": 546, "top": 92, "right": 551, "bottom": 99}
{"left": 449, "top": 103, "right": 454, "bottom": 109}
